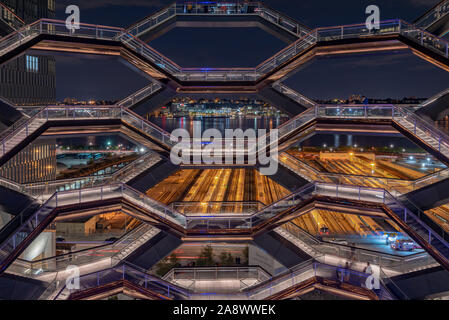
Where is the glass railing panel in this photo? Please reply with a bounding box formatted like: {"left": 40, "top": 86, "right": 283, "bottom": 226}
{"left": 38, "top": 20, "right": 122, "bottom": 40}
{"left": 10, "top": 223, "right": 158, "bottom": 277}
{"left": 0, "top": 3, "right": 25, "bottom": 31}
{"left": 121, "top": 111, "right": 167, "bottom": 143}
{"left": 185, "top": 216, "right": 248, "bottom": 230}
{"left": 118, "top": 83, "right": 162, "bottom": 108}
{"left": 23, "top": 176, "right": 111, "bottom": 200}
{"left": 247, "top": 261, "right": 315, "bottom": 299}
{"left": 317, "top": 20, "right": 400, "bottom": 42}
{"left": 276, "top": 108, "right": 316, "bottom": 138}
{"left": 394, "top": 106, "right": 449, "bottom": 155}
{"left": 172, "top": 201, "right": 263, "bottom": 215}
{"left": 0, "top": 195, "right": 57, "bottom": 269}
{"left": 272, "top": 83, "right": 317, "bottom": 108}
{"left": 247, "top": 261, "right": 393, "bottom": 300}
{"left": 0, "top": 22, "right": 40, "bottom": 55}
{"left": 174, "top": 2, "right": 261, "bottom": 15}
{"left": 401, "top": 20, "right": 449, "bottom": 57}
{"left": 127, "top": 6, "right": 176, "bottom": 36}
{"left": 415, "top": 1, "right": 449, "bottom": 30}
{"left": 316, "top": 105, "right": 395, "bottom": 119}
{"left": 249, "top": 184, "right": 315, "bottom": 227}
{"left": 121, "top": 185, "right": 186, "bottom": 226}
{"left": 255, "top": 32, "right": 316, "bottom": 75}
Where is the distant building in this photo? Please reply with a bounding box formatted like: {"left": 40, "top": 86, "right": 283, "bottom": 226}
{"left": 1, "top": 0, "right": 55, "bottom": 24}
{"left": 0, "top": 0, "right": 56, "bottom": 106}
{"left": 0, "top": 139, "right": 57, "bottom": 183}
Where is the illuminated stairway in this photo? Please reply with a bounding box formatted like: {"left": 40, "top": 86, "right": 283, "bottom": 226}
{"left": 44, "top": 260, "right": 388, "bottom": 300}
{"left": 415, "top": 0, "right": 449, "bottom": 37}
{"left": 1, "top": 182, "right": 449, "bottom": 277}
{"left": 126, "top": 2, "right": 311, "bottom": 41}
{"left": 241, "top": 260, "right": 392, "bottom": 300}
{"left": 49, "top": 262, "right": 188, "bottom": 300}
{"left": 0, "top": 3, "right": 25, "bottom": 36}
{"left": 1, "top": 18, "right": 448, "bottom": 83}
{"left": 275, "top": 222, "right": 438, "bottom": 275}
{"left": 0, "top": 105, "right": 172, "bottom": 166}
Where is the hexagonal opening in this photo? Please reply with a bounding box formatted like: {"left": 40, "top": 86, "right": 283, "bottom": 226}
{"left": 282, "top": 51, "right": 449, "bottom": 103}
{"left": 148, "top": 27, "right": 287, "bottom": 68}
{"left": 287, "top": 132, "right": 447, "bottom": 182}
{"left": 0, "top": 133, "right": 149, "bottom": 184}
{"left": 0, "top": 51, "right": 152, "bottom": 106}
{"left": 146, "top": 95, "right": 291, "bottom": 134}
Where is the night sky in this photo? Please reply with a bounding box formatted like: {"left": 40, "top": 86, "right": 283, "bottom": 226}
{"left": 32, "top": 0, "right": 449, "bottom": 101}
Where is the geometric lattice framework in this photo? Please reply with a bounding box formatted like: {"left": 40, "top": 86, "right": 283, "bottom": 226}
{"left": 1, "top": 1, "right": 449, "bottom": 302}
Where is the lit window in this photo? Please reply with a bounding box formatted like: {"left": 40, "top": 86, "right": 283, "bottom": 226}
{"left": 48, "top": 0, "right": 55, "bottom": 11}
{"left": 26, "top": 55, "right": 39, "bottom": 72}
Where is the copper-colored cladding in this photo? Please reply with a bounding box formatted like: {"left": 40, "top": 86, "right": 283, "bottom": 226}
{"left": 53, "top": 204, "right": 123, "bottom": 221}
{"left": 68, "top": 280, "right": 171, "bottom": 300}
{"left": 315, "top": 39, "right": 408, "bottom": 56}
{"left": 120, "top": 49, "right": 168, "bottom": 80}
{"left": 42, "top": 125, "right": 123, "bottom": 135}
{"left": 264, "top": 276, "right": 378, "bottom": 300}
{"left": 312, "top": 201, "right": 386, "bottom": 218}
{"left": 176, "top": 86, "right": 258, "bottom": 94}
{"left": 411, "top": 48, "right": 449, "bottom": 72}
{"left": 314, "top": 123, "right": 398, "bottom": 135}
{"left": 31, "top": 40, "right": 121, "bottom": 56}
{"left": 30, "top": 40, "right": 169, "bottom": 81}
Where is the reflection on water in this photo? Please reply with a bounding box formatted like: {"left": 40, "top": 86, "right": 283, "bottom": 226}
{"left": 149, "top": 116, "right": 289, "bottom": 136}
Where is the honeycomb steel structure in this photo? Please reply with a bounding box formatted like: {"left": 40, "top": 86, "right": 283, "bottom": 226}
{"left": 1, "top": 1, "right": 449, "bottom": 301}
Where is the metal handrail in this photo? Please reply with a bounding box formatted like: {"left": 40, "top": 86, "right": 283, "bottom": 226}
{"left": 279, "top": 222, "right": 436, "bottom": 274}
{"left": 0, "top": 2, "right": 25, "bottom": 31}
{"left": 415, "top": 0, "right": 449, "bottom": 30}
{"left": 2, "top": 18, "right": 448, "bottom": 83}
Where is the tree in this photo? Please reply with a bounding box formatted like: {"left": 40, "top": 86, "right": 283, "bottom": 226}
{"left": 155, "top": 253, "right": 180, "bottom": 277}
{"left": 168, "top": 253, "right": 180, "bottom": 266}
{"left": 219, "top": 252, "right": 234, "bottom": 266}
{"left": 242, "top": 246, "right": 249, "bottom": 265}
{"left": 197, "top": 245, "right": 214, "bottom": 266}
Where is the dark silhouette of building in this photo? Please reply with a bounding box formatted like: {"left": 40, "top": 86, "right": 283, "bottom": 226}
{"left": 0, "top": 0, "right": 56, "bottom": 106}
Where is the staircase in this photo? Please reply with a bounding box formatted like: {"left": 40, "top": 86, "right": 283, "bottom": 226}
{"left": 113, "top": 225, "right": 160, "bottom": 261}
{"left": 274, "top": 227, "right": 321, "bottom": 258}
{"left": 393, "top": 116, "right": 449, "bottom": 159}
{"left": 0, "top": 118, "right": 45, "bottom": 158}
